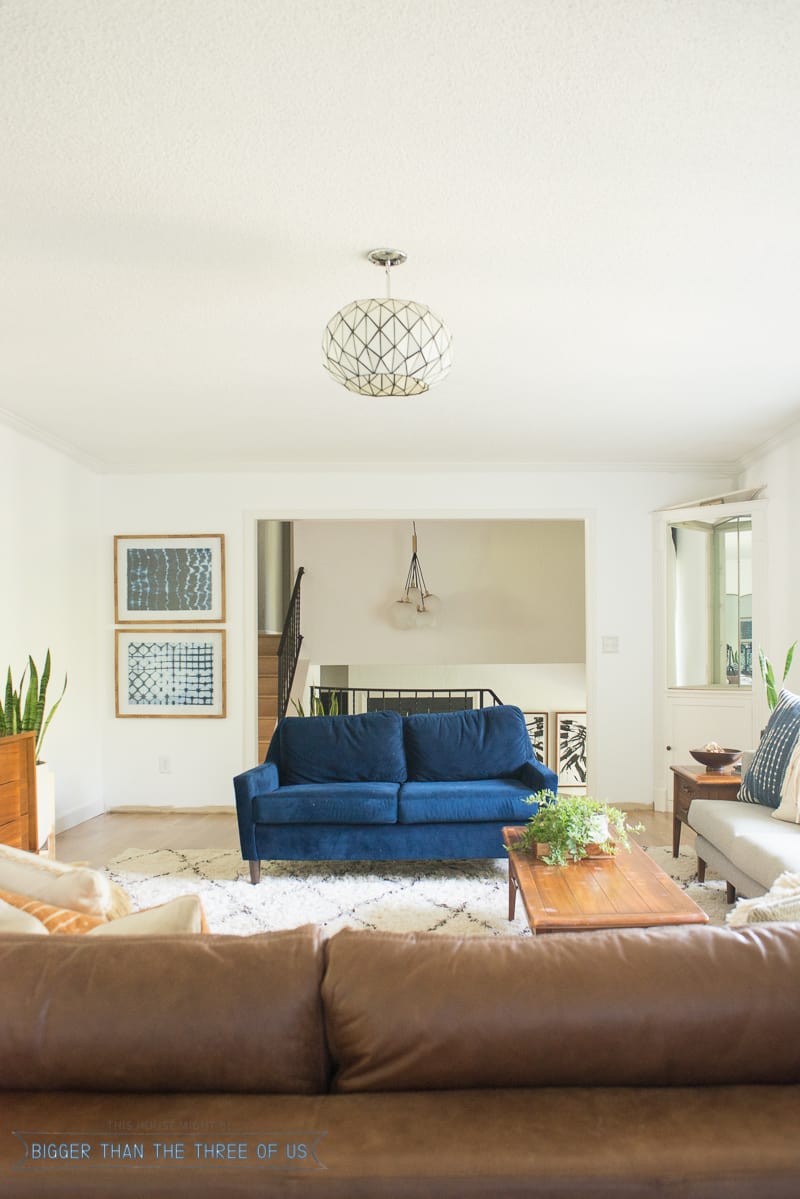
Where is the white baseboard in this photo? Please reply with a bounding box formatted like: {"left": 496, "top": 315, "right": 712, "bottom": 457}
{"left": 108, "top": 805, "right": 236, "bottom": 815}
{"left": 55, "top": 799, "right": 105, "bottom": 834}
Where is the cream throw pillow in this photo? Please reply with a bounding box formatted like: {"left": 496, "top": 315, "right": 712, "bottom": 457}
{"left": 0, "top": 895, "right": 49, "bottom": 935}
{"left": 0, "top": 843, "right": 132, "bottom": 918}
{"left": 88, "top": 895, "right": 206, "bottom": 936}
{"left": 771, "top": 741, "right": 800, "bottom": 824}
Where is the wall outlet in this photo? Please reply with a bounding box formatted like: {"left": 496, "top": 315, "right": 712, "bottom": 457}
{"left": 158, "top": 756, "right": 172, "bottom": 775}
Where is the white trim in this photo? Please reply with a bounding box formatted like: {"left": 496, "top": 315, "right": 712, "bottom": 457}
{"left": 0, "top": 405, "right": 103, "bottom": 472}
{"left": 56, "top": 798, "right": 105, "bottom": 835}
{"left": 243, "top": 507, "right": 596, "bottom": 779}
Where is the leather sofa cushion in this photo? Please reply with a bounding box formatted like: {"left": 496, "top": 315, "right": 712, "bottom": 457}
{"left": 254, "top": 783, "right": 399, "bottom": 824}
{"left": 403, "top": 705, "right": 532, "bottom": 782}
{"left": 323, "top": 924, "right": 800, "bottom": 1093}
{"left": 4, "top": 1087, "right": 799, "bottom": 1198}
{"left": 398, "top": 779, "right": 535, "bottom": 824}
{"left": 279, "top": 711, "right": 407, "bottom": 785}
{"left": 0, "top": 926, "right": 330, "bottom": 1094}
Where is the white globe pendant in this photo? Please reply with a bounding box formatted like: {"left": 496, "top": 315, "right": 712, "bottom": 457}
{"left": 323, "top": 250, "right": 452, "bottom": 397}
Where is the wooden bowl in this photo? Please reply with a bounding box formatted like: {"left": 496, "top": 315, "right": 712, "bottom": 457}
{"left": 689, "top": 748, "right": 742, "bottom": 773}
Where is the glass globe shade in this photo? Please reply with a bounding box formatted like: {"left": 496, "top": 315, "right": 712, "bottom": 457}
{"left": 421, "top": 592, "right": 441, "bottom": 615}
{"left": 415, "top": 607, "right": 437, "bottom": 630}
{"left": 391, "top": 599, "right": 417, "bottom": 630}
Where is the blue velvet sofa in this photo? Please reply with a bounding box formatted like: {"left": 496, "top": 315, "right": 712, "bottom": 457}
{"left": 234, "top": 704, "right": 557, "bottom": 883}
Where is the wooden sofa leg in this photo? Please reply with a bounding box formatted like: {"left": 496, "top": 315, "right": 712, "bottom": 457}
{"left": 697, "top": 857, "right": 706, "bottom": 883}
{"left": 249, "top": 860, "right": 261, "bottom": 885}
{"left": 726, "top": 881, "right": 736, "bottom": 904}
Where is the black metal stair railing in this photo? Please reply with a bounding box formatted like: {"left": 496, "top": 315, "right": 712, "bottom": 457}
{"left": 276, "top": 567, "right": 305, "bottom": 719}
{"left": 308, "top": 686, "right": 503, "bottom": 717}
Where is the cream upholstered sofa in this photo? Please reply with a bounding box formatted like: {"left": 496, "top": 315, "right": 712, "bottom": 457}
{"left": 689, "top": 689, "right": 800, "bottom": 900}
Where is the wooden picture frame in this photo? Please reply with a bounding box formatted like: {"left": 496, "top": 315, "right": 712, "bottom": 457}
{"left": 115, "top": 629, "right": 226, "bottom": 718}
{"left": 523, "top": 711, "right": 549, "bottom": 766}
{"left": 114, "top": 534, "right": 226, "bottom": 623}
{"left": 555, "top": 711, "right": 587, "bottom": 792}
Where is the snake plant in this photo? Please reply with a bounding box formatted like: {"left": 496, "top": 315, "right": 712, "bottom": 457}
{"left": 758, "top": 642, "right": 797, "bottom": 711}
{"left": 0, "top": 651, "right": 68, "bottom": 763}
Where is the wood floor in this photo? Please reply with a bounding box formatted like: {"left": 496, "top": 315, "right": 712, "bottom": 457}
{"left": 56, "top": 806, "right": 686, "bottom": 869}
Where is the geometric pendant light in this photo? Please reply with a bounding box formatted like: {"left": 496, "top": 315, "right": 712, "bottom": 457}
{"left": 322, "top": 249, "right": 453, "bottom": 396}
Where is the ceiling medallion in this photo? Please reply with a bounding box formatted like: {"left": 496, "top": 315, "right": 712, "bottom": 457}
{"left": 322, "top": 249, "right": 452, "bottom": 396}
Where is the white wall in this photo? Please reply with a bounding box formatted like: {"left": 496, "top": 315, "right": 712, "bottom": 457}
{"left": 345, "top": 663, "right": 585, "bottom": 712}
{"left": 294, "top": 519, "right": 585, "bottom": 664}
{"left": 743, "top": 426, "right": 800, "bottom": 708}
{"left": 98, "top": 464, "right": 736, "bottom": 812}
{"left": 0, "top": 425, "right": 102, "bottom": 830}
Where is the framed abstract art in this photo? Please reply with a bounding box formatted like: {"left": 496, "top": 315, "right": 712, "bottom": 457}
{"left": 523, "top": 711, "right": 549, "bottom": 766}
{"left": 114, "top": 534, "right": 226, "bottom": 623}
{"left": 555, "top": 711, "right": 587, "bottom": 792}
{"left": 115, "top": 629, "right": 226, "bottom": 718}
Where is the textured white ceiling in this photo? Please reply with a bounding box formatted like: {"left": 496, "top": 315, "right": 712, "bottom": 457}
{"left": 2, "top": 0, "right": 800, "bottom": 472}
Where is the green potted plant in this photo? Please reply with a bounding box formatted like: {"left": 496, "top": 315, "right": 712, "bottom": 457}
{"left": 507, "top": 790, "right": 642, "bottom": 867}
{"left": 758, "top": 642, "right": 797, "bottom": 710}
{"left": 0, "top": 650, "right": 67, "bottom": 763}
{"left": 726, "top": 644, "right": 740, "bottom": 684}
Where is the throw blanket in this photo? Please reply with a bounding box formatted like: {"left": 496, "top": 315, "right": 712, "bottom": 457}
{"left": 727, "top": 870, "right": 800, "bottom": 926}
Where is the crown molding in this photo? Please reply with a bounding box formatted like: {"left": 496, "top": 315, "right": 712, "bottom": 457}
{"left": 0, "top": 405, "right": 103, "bottom": 472}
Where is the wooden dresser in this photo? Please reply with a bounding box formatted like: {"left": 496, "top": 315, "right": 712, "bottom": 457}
{"left": 0, "top": 732, "right": 38, "bottom": 851}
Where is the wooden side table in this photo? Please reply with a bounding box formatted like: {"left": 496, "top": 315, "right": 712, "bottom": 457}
{"left": 670, "top": 764, "right": 741, "bottom": 856}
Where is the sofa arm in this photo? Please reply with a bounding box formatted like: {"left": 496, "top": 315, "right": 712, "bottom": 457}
{"left": 233, "top": 761, "right": 279, "bottom": 806}
{"left": 234, "top": 762, "right": 280, "bottom": 863}
{"left": 517, "top": 758, "right": 558, "bottom": 794}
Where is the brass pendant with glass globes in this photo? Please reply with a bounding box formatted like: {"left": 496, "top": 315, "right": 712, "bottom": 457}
{"left": 391, "top": 523, "right": 442, "bottom": 630}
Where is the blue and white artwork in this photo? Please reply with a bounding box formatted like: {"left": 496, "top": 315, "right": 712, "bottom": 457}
{"left": 126, "top": 547, "right": 213, "bottom": 613}
{"left": 115, "top": 535, "right": 225, "bottom": 623}
{"left": 116, "top": 629, "right": 226, "bottom": 718}
{"left": 127, "top": 639, "right": 214, "bottom": 707}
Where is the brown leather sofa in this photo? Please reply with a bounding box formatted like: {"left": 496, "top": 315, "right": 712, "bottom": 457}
{"left": 1, "top": 922, "right": 799, "bottom": 1198}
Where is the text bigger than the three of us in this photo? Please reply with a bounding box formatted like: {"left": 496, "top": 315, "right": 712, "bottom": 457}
{"left": 16, "top": 1134, "right": 326, "bottom": 1171}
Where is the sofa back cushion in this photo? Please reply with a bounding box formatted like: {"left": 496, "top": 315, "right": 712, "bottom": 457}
{"left": 0, "top": 926, "right": 330, "bottom": 1094}
{"left": 279, "top": 711, "right": 407, "bottom": 785}
{"left": 323, "top": 924, "right": 800, "bottom": 1092}
{"left": 403, "top": 705, "right": 532, "bottom": 782}
{"left": 740, "top": 688, "right": 800, "bottom": 809}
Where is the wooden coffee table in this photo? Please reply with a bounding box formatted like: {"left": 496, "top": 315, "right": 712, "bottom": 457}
{"left": 503, "top": 826, "right": 709, "bottom": 934}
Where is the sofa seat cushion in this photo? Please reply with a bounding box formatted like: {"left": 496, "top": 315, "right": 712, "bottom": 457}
{"left": 404, "top": 705, "right": 532, "bottom": 782}
{"left": 253, "top": 783, "right": 399, "bottom": 825}
{"left": 3, "top": 1087, "right": 800, "bottom": 1199}
{"left": 398, "top": 779, "right": 536, "bottom": 824}
{"left": 688, "top": 799, "right": 800, "bottom": 889}
{"left": 278, "top": 711, "right": 407, "bottom": 785}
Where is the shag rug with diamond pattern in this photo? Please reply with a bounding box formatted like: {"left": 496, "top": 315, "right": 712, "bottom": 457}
{"left": 105, "top": 845, "right": 729, "bottom": 936}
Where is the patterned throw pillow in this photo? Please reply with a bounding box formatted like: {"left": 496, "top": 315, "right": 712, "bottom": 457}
{"left": 739, "top": 689, "right": 800, "bottom": 809}
{"left": 0, "top": 896, "right": 49, "bottom": 935}
{"left": 0, "top": 888, "right": 107, "bottom": 934}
